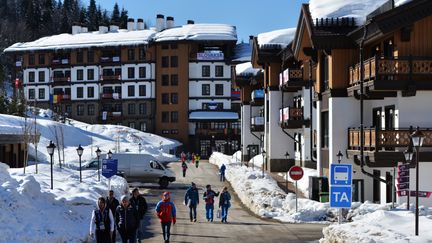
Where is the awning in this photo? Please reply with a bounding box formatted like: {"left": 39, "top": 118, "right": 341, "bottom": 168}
{"left": 189, "top": 111, "right": 239, "bottom": 121}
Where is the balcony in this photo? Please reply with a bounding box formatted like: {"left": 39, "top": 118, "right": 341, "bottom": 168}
{"left": 347, "top": 127, "right": 432, "bottom": 167}
{"left": 51, "top": 58, "right": 70, "bottom": 67}
{"left": 100, "top": 56, "right": 121, "bottom": 66}
{"left": 279, "top": 68, "right": 308, "bottom": 92}
{"left": 100, "top": 111, "right": 123, "bottom": 122}
{"left": 279, "top": 107, "right": 310, "bottom": 129}
{"left": 250, "top": 116, "right": 264, "bottom": 132}
{"left": 100, "top": 75, "right": 122, "bottom": 82}
{"left": 195, "top": 128, "right": 239, "bottom": 136}
{"left": 250, "top": 89, "right": 264, "bottom": 106}
{"left": 101, "top": 93, "right": 121, "bottom": 100}
{"left": 348, "top": 56, "right": 432, "bottom": 98}
{"left": 51, "top": 76, "right": 70, "bottom": 86}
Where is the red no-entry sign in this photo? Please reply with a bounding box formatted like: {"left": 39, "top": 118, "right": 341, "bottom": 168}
{"left": 289, "top": 166, "right": 304, "bottom": 181}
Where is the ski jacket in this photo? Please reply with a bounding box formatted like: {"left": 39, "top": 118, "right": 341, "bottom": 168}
{"left": 90, "top": 208, "right": 114, "bottom": 234}
{"left": 155, "top": 200, "right": 177, "bottom": 223}
{"left": 219, "top": 191, "right": 231, "bottom": 208}
{"left": 203, "top": 190, "right": 219, "bottom": 205}
{"left": 184, "top": 186, "right": 199, "bottom": 206}
{"left": 130, "top": 195, "right": 148, "bottom": 220}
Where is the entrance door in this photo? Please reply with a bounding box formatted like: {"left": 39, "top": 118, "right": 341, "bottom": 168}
{"left": 386, "top": 171, "right": 395, "bottom": 203}
{"left": 373, "top": 170, "right": 381, "bottom": 203}
{"left": 352, "top": 179, "right": 364, "bottom": 202}
{"left": 384, "top": 105, "right": 395, "bottom": 151}
{"left": 200, "top": 140, "right": 211, "bottom": 159}
{"left": 372, "top": 107, "right": 382, "bottom": 129}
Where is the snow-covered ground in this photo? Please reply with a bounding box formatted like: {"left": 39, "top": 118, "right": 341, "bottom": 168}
{"left": 210, "top": 152, "right": 432, "bottom": 242}
{"left": 0, "top": 111, "right": 180, "bottom": 242}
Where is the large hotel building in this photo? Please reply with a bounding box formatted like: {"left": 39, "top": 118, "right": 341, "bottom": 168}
{"left": 5, "top": 16, "right": 240, "bottom": 158}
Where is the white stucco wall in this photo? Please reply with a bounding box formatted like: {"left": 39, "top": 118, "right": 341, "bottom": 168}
{"left": 189, "top": 62, "right": 231, "bottom": 79}
{"left": 241, "top": 104, "right": 261, "bottom": 158}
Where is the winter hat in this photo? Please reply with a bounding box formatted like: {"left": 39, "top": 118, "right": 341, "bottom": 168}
{"left": 121, "top": 195, "right": 129, "bottom": 202}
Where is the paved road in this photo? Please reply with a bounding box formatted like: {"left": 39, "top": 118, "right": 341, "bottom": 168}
{"left": 135, "top": 160, "right": 325, "bottom": 243}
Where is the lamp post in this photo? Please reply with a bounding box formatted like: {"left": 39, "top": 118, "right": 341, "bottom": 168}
{"left": 285, "top": 152, "right": 290, "bottom": 191}
{"left": 404, "top": 147, "right": 414, "bottom": 211}
{"left": 76, "top": 144, "right": 84, "bottom": 183}
{"left": 95, "top": 147, "right": 101, "bottom": 182}
{"left": 46, "top": 141, "right": 56, "bottom": 190}
{"left": 337, "top": 151, "right": 343, "bottom": 164}
{"left": 108, "top": 150, "right": 113, "bottom": 159}
{"left": 138, "top": 143, "right": 142, "bottom": 154}
{"left": 261, "top": 149, "right": 266, "bottom": 178}
{"left": 411, "top": 127, "right": 424, "bottom": 236}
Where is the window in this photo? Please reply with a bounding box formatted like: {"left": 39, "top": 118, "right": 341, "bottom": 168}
{"left": 171, "top": 93, "right": 178, "bottom": 104}
{"left": 321, "top": 111, "right": 329, "bottom": 148}
{"left": 140, "top": 122, "right": 147, "bottom": 131}
{"left": 215, "top": 84, "right": 224, "bottom": 95}
{"left": 162, "top": 44, "right": 169, "bottom": 50}
{"left": 114, "top": 86, "right": 122, "bottom": 94}
{"left": 114, "top": 104, "right": 122, "bottom": 112}
{"left": 202, "top": 84, "right": 210, "bottom": 95}
{"left": 162, "top": 75, "right": 169, "bottom": 86}
{"left": 77, "top": 69, "right": 84, "bottom": 80}
{"left": 139, "top": 85, "right": 146, "bottom": 96}
{"left": 87, "top": 50, "right": 94, "bottom": 63}
{"left": 128, "top": 85, "right": 135, "bottom": 97}
{"left": 29, "top": 72, "right": 35, "bottom": 83}
{"left": 87, "top": 87, "right": 94, "bottom": 98}
{"left": 87, "top": 69, "right": 94, "bottom": 80}
{"left": 139, "top": 67, "right": 146, "bottom": 79}
{"left": 28, "top": 89, "right": 35, "bottom": 99}
{"left": 38, "top": 54, "right": 45, "bottom": 65}
{"left": 171, "top": 74, "right": 178, "bottom": 86}
{"left": 88, "top": 104, "right": 95, "bottom": 115}
{"left": 162, "top": 112, "right": 169, "bottom": 123}
{"left": 38, "top": 88, "right": 45, "bottom": 99}
{"left": 170, "top": 44, "right": 178, "bottom": 49}
{"left": 215, "top": 65, "right": 224, "bottom": 77}
{"left": 162, "top": 56, "right": 169, "bottom": 67}
{"left": 170, "top": 56, "right": 178, "bottom": 67}
{"left": 139, "top": 48, "right": 145, "bottom": 60}
{"left": 77, "top": 87, "right": 84, "bottom": 98}
{"left": 127, "top": 49, "right": 135, "bottom": 61}
{"left": 162, "top": 93, "right": 169, "bottom": 104}
{"left": 65, "top": 88, "right": 71, "bottom": 95}
{"left": 128, "top": 67, "right": 135, "bottom": 79}
{"left": 129, "top": 122, "right": 135, "bottom": 129}
{"left": 65, "top": 105, "right": 72, "bottom": 115}
{"left": 77, "top": 105, "right": 84, "bottom": 116}
{"left": 202, "top": 65, "right": 210, "bottom": 77}
{"left": 171, "top": 111, "right": 178, "bottom": 123}
{"left": 29, "top": 54, "right": 35, "bottom": 65}
{"left": 38, "top": 71, "right": 45, "bottom": 82}
{"left": 53, "top": 88, "right": 63, "bottom": 95}
{"left": 76, "top": 51, "right": 83, "bottom": 63}
{"left": 128, "top": 103, "right": 136, "bottom": 115}
{"left": 139, "top": 103, "right": 147, "bottom": 115}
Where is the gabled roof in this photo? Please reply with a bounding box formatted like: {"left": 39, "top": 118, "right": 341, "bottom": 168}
{"left": 153, "top": 23, "right": 237, "bottom": 42}
{"left": 232, "top": 43, "right": 252, "bottom": 64}
{"left": 252, "top": 28, "right": 296, "bottom": 67}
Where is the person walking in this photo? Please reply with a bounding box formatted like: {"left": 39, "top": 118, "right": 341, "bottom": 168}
{"left": 180, "top": 151, "right": 186, "bottom": 163}
{"left": 203, "top": 185, "right": 219, "bottom": 222}
{"left": 192, "top": 153, "right": 195, "bottom": 164}
{"left": 106, "top": 190, "right": 120, "bottom": 243}
{"left": 181, "top": 161, "right": 188, "bottom": 177}
{"left": 155, "top": 192, "right": 177, "bottom": 243}
{"left": 195, "top": 154, "right": 201, "bottom": 168}
{"left": 184, "top": 182, "right": 199, "bottom": 222}
{"left": 130, "top": 188, "right": 148, "bottom": 243}
{"left": 116, "top": 195, "right": 139, "bottom": 243}
{"left": 90, "top": 197, "right": 115, "bottom": 243}
{"left": 218, "top": 187, "right": 231, "bottom": 223}
{"left": 220, "top": 164, "right": 226, "bottom": 182}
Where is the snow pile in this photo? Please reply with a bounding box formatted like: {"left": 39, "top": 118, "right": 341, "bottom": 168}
{"left": 154, "top": 23, "right": 237, "bottom": 42}
{"left": 235, "top": 62, "right": 261, "bottom": 77}
{"left": 257, "top": 28, "right": 296, "bottom": 48}
{"left": 309, "top": 0, "right": 412, "bottom": 25}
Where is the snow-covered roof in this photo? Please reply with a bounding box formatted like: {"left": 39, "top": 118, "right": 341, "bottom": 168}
{"left": 235, "top": 62, "right": 261, "bottom": 77}
{"left": 232, "top": 43, "right": 252, "bottom": 63}
{"left": 189, "top": 111, "right": 239, "bottom": 120}
{"left": 257, "top": 28, "right": 296, "bottom": 49}
{"left": 309, "top": 0, "right": 412, "bottom": 25}
{"left": 4, "top": 29, "right": 156, "bottom": 52}
{"left": 154, "top": 24, "right": 237, "bottom": 42}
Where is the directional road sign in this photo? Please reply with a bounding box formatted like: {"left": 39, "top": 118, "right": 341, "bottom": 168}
{"left": 102, "top": 159, "right": 118, "bottom": 178}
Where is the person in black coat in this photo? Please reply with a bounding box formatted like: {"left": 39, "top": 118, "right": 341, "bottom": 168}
{"left": 116, "top": 195, "right": 139, "bottom": 243}
{"left": 130, "top": 188, "right": 148, "bottom": 242}
{"left": 106, "top": 190, "right": 120, "bottom": 242}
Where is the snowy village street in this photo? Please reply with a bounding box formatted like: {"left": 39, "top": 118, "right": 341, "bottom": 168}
{"left": 136, "top": 160, "right": 325, "bottom": 242}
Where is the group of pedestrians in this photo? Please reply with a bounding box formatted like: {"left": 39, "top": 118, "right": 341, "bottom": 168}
{"left": 89, "top": 188, "right": 147, "bottom": 243}
{"left": 180, "top": 151, "right": 201, "bottom": 177}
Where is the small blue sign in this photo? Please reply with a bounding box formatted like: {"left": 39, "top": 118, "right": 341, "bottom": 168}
{"left": 102, "top": 159, "right": 118, "bottom": 178}
{"left": 330, "top": 164, "right": 353, "bottom": 186}
{"left": 330, "top": 186, "right": 352, "bottom": 208}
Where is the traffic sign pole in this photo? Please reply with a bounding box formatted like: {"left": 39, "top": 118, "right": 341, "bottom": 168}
{"left": 295, "top": 181, "right": 298, "bottom": 212}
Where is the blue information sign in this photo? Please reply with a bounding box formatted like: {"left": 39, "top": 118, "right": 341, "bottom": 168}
{"left": 330, "top": 164, "right": 353, "bottom": 208}
{"left": 330, "top": 164, "right": 353, "bottom": 186}
{"left": 330, "top": 186, "right": 352, "bottom": 208}
{"left": 102, "top": 159, "right": 118, "bottom": 178}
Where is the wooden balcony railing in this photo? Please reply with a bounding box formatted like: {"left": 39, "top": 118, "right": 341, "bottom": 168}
{"left": 52, "top": 76, "right": 70, "bottom": 82}
{"left": 349, "top": 56, "right": 432, "bottom": 86}
{"left": 195, "top": 128, "right": 239, "bottom": 136}
{"left": 100, "top": 56, "right": 121, "bottom": 63}
{"left": 100, "top": 75, "right": 121, "bottom": 81}
{"left": 279, "top": 68, "right": 303, "bottom": 86}
{"left": 101, "top": 93, "right": 121, "bottom": 99}
{"left": 51, "top": 59, "right": 70, "bottom": 66}
{"left": 348, "top": 127, "right": 432, "bottom": 150}
{"left": 279, "top": 107, "right": 304, "bottom": 123}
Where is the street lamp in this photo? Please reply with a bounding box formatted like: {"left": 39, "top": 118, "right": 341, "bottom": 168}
{"left": 337, "top": 151, "right": 343, "bottom": 164}
{"left": 138, "top": 143, "right": 142, "bottom": 153}
{"left": 46, "top": 141, "right": 56, "bottom": 190}
{"left": 285, "top": 152, "right": 290, "bottom": 190}
{"left": 403, "top": 146, "right": 414, "bottom": 211}
{"left": 108, "top": 150, "right": 113, "bottom": 159}
{"left": 411, "top": 127, "right": 424, "bottom": 236}
{"left": 261, "top": 149, "right": 266, "bottom": 178}
{"left": 95, "top": 147, "right": 101, "bottom": 182}
{"left": 76, "top": 144, "right": 84, "bottom": 183}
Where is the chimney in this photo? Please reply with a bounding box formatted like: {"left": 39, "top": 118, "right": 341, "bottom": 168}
{"left": 98, "top": 26, "right": 108, "bottom": 34}
{"left": 187, "top": 20, "right": 195, "bottom": 25}
{"left": 81, "top": 25, "right": 88, "bottom": 33}
{"left": 127, "top": 18, "right": 135, "bottom": 31}
{"left": 72, "top": 22, "right": 81, "bottom": 34}
{"left": 166, "top": 16, "right": 174, "bottom": 29}
{"left": 156, "top": 14, "right": 165, "bottom": 31}
{"left": 249, "top": 35, "right": 254, "bottom": 46}
{"left": 109, "top": 23, "right": 119, "bottom": 32}
{"left": 137, "top": 18, "right": 144, "bottom": 30}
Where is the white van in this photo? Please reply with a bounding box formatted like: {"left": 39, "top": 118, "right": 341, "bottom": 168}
{"left": 105, "top": 153, "right": 176, "bottom": 188}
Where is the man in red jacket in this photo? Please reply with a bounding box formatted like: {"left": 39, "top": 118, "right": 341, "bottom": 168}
{"left": 155, "top": 192, "right": 176, "bottom": 243}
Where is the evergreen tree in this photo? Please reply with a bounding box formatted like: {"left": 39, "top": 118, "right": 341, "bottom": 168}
{"left": 119, "top": 7, "right": 128, "bottom": 29}
{"left": 111, "top": 2, "right": 120, "bottom": 24}
{"left": 79, "top": 7, "right": 87, "bottom": 25}
{"left": 41, "top": 0, "right": 55, "bottom": 35}
{"left": 87, "top": 0, "right": 97, "bottom": 30}
{"left": 0, "top": 94, "right": 8, "bottom": 114}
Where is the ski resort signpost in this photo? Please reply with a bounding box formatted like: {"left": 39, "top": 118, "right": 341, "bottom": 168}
{"left": 330, "top": 164, "right": 353, "bottom": 224}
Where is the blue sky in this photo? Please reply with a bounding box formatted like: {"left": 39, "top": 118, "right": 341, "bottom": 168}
{"left": 84, "top": 0, "right": 309, "bottom": 42}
